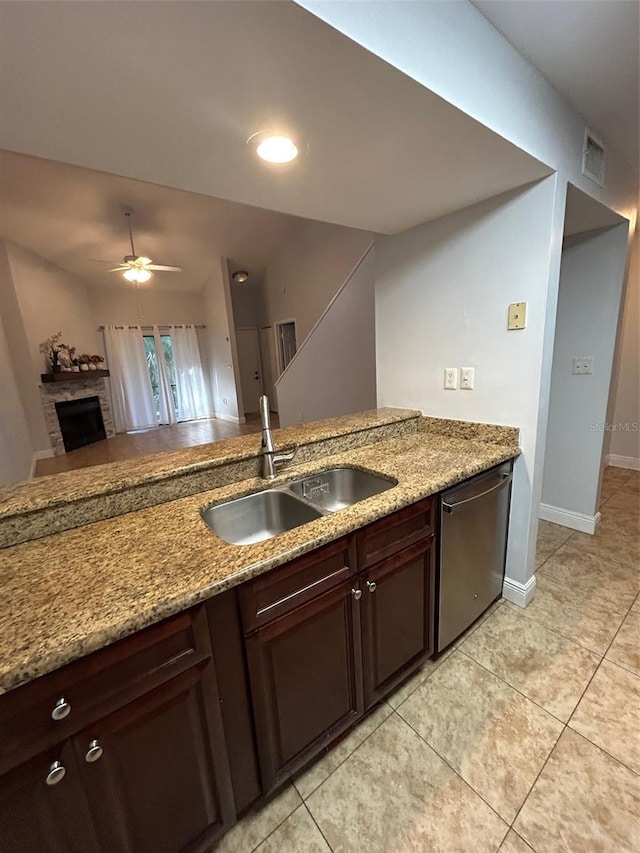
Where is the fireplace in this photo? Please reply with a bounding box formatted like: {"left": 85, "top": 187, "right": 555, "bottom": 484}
{"left": 55, "top": 396, "right": 107, "bottom": 452}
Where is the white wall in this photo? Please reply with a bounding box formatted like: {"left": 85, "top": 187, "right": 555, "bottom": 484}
{"left": 298, "top": 0, "right": 636, "bottom": 214}
{"left": 376, "top": 179, "right": 557, "bottom": 594}
{"left": 229, "top": 276, "right": 268, "bottom": 330}
{"left": 6, "top": 241, "right": 101, "bottom": 379}
{"left": 0, "top": 241, "right": 51, "bottom": 452}
{"left": 88, "top": 287, "right": 206, "bottom": 328}
{"left": 201, "top": 259, "right": 243, "bottom": 422}
{"left": 0, "top": 245, "right": 34, "bottom": 483}
{"left": 609, "top": 218, "right": 640, "bottom": 467}
{"left": 276, "top": 246, "right": 376, "bottom": 427}
{"left": 542, "top": 224, "right": 630, "bottom": 518}
{"left": 264, "top": 218, "right": 373, "bottom": 350}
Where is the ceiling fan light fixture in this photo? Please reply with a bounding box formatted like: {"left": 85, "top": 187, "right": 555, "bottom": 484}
{"left": 232, "top": 270, "right": 249, "bottom": 283}
{"left": 123, "top": 267, "right": 152, "bottom": 284}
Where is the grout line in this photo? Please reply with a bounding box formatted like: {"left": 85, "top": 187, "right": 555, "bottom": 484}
{"left": 303, "top": 802, "right": 335, "bottom": 852}
{"left": 395, "top": 709, "right": 510, "bottom": 829}
{"left": 247, "top": 791, "right": 302, "bottom": 853}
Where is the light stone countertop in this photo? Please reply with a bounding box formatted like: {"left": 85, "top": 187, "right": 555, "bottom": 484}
{"left": 0, "top": 422, "right": 519, "bottom": 695}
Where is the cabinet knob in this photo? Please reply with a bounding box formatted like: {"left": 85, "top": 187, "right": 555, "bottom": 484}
{"left": 366, "top": 580, "right": 377, "bottom": 593}
{"left": 51, "top": 697, "right": 71, "bottom": 721}
{"left": 85, "top": 739, "right": 104, "bottom": 763}
{"left": 351, "top": 587, "right": 362, "bottom": 600}
{"left": 45, "top": 760, "right": 66, "bottom": 786}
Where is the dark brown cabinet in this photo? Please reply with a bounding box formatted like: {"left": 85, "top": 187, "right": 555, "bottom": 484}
{"left": 0, "top": 608, "right": 234, "bottom": 853}
{"left": 244, "top": 579, "right": 363, "bottom": 790}
{"left": 238, "top": 498, "right": 436, "bottom": 794}
{"left": 360, "top": 538, "right": 435, "bottom": 709}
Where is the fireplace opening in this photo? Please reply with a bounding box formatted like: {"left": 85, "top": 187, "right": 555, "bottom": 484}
{"left": 55, "top": 396, "right": 107, "bottom": 452}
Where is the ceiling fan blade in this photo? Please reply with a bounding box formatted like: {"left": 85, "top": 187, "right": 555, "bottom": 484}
{"left": 109, "top": 266, "right": 130, "bottom": 272}
{"left": 146, "top": 264, "right": 183, "bottom": 272}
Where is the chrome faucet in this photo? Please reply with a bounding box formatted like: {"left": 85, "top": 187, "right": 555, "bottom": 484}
{"left": 260, "top": 395, "right": 296, "bottom": 479}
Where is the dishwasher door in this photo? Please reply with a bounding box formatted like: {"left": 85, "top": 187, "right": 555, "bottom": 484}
{"left": 437, "top": 461, "right": 513, "bottom": 651}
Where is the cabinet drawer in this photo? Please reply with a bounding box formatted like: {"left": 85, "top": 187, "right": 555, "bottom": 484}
{"left": 356, "top": 497, "right": 435, "bottom": 568}
{"left": 239, "top": 536, "right": 356, "bottom": 632}
{"left": 0, "top": 607, "right": 211, "bottom": 774}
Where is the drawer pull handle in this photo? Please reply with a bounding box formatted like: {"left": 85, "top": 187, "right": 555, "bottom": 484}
{"left": 51, "top": 697, "right": 71, "bottom": 721}
{"left": 351, "top": 587, "right": 362, "bottom": 600}
{"left": 46, "top": 760, "right": 66, "bottom": 786}
{"left": 366, "top": 580, "right": 377, "bottom": 593}
{"left": 85, "top": 739, "right": 104, "bottom": 763}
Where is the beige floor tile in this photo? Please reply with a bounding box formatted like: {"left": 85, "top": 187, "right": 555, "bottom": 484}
{"left": 606, "top": 609, "right": 640, "bottom": 676}
{"left": 537, "top": 544, "right": 639, "bottom": 611}
{"left": 567, "top": 518, "right": 640, "bottom": 565}
{"left": 619, "top": 474, "right": 640, "bottom": 495}
{"left": 453, "top": 597, "right": 505, "bottom": 648}
{"left": 294, "top": 702, "right": 392, "bottom": 800}
{"left": 307, "top": 713, "right": 507, "bottom": 853}
{"left": 385, "top": 648, "right": 453, "bottom": 709}
{"left": 519, "top": 573, "right": 627, "bottom": 655}
{"left": 461, "top": 603, "right": 600, "bottom": 721}
{"left": 514, "top": 728, "right": 640, "bottom": 853}
{"left": 632, "top": 595, "right": 640, "bottom": 613}
{"left": 535, "top": 520, "right": 572, "bottom": 567}
{"left": 602, "top": 466, "right": 634, "bottom": 485}
{"left": 254, "top": 805, "right": 330, "bottom": 853}
{"left": 603, "top": 488, "right": 640, "bottom": 511}
{"left": 569, "top": 659, "right": 640, "bottom": 773}
{"left": 215, "top": 784, "right": 301, "bottom": 852}
{"left": 397, "top": 651, "right": 562, "bottom": 823}
{"left": 499, "top": 830, "right": 535, "bottom": 853}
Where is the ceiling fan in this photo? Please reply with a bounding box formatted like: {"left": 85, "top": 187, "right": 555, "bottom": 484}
{"left": 110, "top": 208, "right": 182, "bottom": 283}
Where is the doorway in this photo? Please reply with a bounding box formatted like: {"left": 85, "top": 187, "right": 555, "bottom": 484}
{"left": 235, "top": 327, "right": 263, "bottom": 415}
{"left": 276, "top": 320, "right": 297, "bottom": 373}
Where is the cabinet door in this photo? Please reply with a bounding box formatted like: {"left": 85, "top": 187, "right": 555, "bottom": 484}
{"left": 77, "top": 663, "right": 234, "bottom": 853}
{"left": 245, "top": 580, "right": 364, "bottom": 791}
{"left": 0, "top": 740, "right": 101, "bottom": 853}
{"left": 360, "top": 538, "right": 436, "bottom": 709}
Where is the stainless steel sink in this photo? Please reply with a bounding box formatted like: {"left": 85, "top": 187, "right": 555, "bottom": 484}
{"left": 201, "top": 467, "right": 396, "bottom": 545}
{"left": 287, "top": 467, "right": 396, "bottom": 512}
{"left": 201, "top": 489, "right": 323, "bottom": 546}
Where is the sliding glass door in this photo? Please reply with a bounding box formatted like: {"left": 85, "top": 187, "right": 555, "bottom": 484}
{"left": 143, "top": 334, "right": 178, "bottom": 423}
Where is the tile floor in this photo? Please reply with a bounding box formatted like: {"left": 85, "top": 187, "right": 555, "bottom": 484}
{"left": 216, "top": 466, "right": 640, "bottom": 852}
{"left": 35, "top": 413, "right": 275, "bottom": 477}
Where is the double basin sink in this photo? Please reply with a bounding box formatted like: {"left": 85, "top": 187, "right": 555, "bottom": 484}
{"left": 201, "top": 467, "right": 396, "bottom": 546}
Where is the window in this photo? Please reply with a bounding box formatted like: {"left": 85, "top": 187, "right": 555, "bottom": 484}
{"left": 143, "top": 334, "right": 178, "bottom": 421}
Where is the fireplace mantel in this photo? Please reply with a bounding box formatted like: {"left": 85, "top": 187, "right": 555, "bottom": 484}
{"left": 41, "top": 369, "right": 110, "bottom": 383}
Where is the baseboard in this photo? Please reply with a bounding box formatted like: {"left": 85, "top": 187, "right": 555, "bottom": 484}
{"left": 502, "top": 574, "right": 537, "bottom": 608}
{"left": 30, "top": 449, "right": 54, "bottom": 478}
{"left": 212, "top": 412, "right": 244, "bottom": 424}
{"left": 539, "top": 502, "right": 601, "bottom": 534}
{"left": 606, "top": 454, "right": 640, "bottom": 471}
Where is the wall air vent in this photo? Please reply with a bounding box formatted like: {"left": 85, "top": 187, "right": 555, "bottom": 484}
{"left": 582, "top": 128, "right": 606, "bottom": 187}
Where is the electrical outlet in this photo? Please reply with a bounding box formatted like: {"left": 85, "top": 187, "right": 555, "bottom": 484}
{"left": 460, "top": 367, "right": 475, "bottom": 390}
{"left": 572, "top": 357, "right": 594, "bottom": 375}
{"left": 444, "top": 368, "right": 458, "bottom": 390}
{"left": 222, "top": 397, "right": 228, "bottom": 405}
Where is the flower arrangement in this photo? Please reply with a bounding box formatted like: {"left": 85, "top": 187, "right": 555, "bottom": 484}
{"left": 39, "top": 331, "right": 63, "bottom": 371}
{"left": 39, "top": 334, "right": 106, "bottom": 374}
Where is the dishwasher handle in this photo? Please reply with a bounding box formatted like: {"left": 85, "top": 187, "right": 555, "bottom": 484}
{"left": 442, "top": 472, "right": 511, "bottom": 514}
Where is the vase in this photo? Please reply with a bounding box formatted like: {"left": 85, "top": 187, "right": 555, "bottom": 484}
{"left": 80, "top": 364, "right": 89, "bottom": 371}
{"left": 89, "top": 363, "right": 97, "bottom": 370}
{"left": 72, "top": 365, "right": 80, "bottom": 372}
{"left": 52, "top": 364, "right": 62, "bottom": 373}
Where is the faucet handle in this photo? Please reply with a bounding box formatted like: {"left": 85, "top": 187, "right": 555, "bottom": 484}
{"left": 274, "top": 447, "right": 297, "bottom": 468}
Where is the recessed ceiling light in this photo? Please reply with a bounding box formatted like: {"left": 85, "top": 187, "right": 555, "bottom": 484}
{"left": 255, "top": 135, "right": 299, "bottom": 164}
{"left": 232, "top": 270, "right": 249, "bottom": 283}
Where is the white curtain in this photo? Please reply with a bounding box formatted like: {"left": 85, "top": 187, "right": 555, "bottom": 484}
{"left": 103, "top": 326, "right": 157, "bottom": 432}
{"left": 171, "top": 325, "right": 211, "bottom": 421}
{"left": 152, "top": 326, "right": 177, "bottom": 425}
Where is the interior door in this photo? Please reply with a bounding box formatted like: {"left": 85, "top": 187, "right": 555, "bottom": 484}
{"left": 258, "top": 326, "right": 277, "bottom": 409}
{"left": 235, "top": 328, "right": 262, "bottom": 415}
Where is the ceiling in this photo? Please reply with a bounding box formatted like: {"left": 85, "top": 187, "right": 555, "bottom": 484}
{"left": 563, "top": 183, "right": 627, "bottom": 237}
{"left": 0, "top": 0, "right": 549, "bottom": 237}
{"left": 0, "top": 150, "right": 298, "bottom": 292}
{"left": 474, "top": 0, "right": 639, "bottom": 173}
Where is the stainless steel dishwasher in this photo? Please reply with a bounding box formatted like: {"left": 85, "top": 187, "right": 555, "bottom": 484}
{"left": 437, "top": 461, "right": 513, "bottom": 652}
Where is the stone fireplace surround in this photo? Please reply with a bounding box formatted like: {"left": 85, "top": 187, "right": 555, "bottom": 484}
{"left": 40, "top": 377, "right": 115, "bottom": 456}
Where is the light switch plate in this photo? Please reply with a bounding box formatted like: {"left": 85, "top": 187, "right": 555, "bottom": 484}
{"left": 444, "top": 367, "right": 458, "bottom": 390}
{"left": 460, "top": 367, "right": 475, "bottom": 390}
{"left": 508, "top": 302, "right": 527, "bottom": 330}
